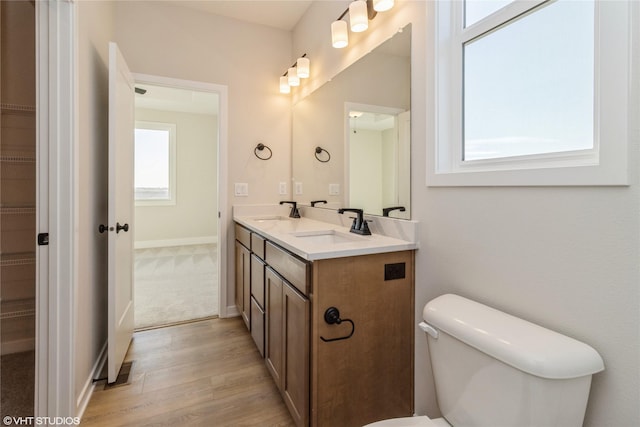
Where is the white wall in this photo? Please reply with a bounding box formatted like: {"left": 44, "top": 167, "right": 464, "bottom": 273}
{"left": 75, "top": 0, "right": 114, "bottom": 414}
{"left": 113, "top": 1, "right": 292, "bottom": 310}
{"left": 134, "top": 108, "right": 217, "bottom": 244}
{"left": 294, "top": 1, "right": 640, "bottom": 426}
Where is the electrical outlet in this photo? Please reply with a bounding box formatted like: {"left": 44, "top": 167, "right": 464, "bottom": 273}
{"left": 234, "top": 183, "right": 249, "bottom": 196}
{"left": 295, "top": 182, "right": 303, "bottom": 195}
{"left": 279, "top": 182, "right": 287, "bottom": 195}
{"left": 329, "top": 183, "right": 340, "bottom": 195}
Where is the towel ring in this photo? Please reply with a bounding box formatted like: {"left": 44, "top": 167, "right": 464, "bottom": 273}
{"left": 315, "top": 146, "right": 331, "bottom": 163}
{"left": 254, "top": 143, "right": 273, "bottom": 160}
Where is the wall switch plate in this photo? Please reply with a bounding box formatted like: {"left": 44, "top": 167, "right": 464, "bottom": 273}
{"left": 279, "top": 182, "right": 287, "bottom": 195}
{"left": 295, "top": 182, "right": 303, "bottom": 195}
{"left": 234, "top": 183, "right": 249, "bottom": 196}
{"left": 329, "top": 183, "right": 340, "bottom": 195}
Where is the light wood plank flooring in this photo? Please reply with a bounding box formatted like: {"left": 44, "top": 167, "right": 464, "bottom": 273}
{"left": 81, "top": 318, "right": 294, "bottom": 427}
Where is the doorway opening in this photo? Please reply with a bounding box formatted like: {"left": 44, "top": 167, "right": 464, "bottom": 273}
{"left": 0, "top": 0, "right": 36, "bottom": 417}
{"left": 132, "top": 79, "right": 221, "bottom": 330}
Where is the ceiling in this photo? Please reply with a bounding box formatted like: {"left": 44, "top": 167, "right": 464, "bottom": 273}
{"left": 135, "top": 84, "right": 219, "bottom": 115}
{"left": 165, "top": 0, "right": 313, "bottom": 31}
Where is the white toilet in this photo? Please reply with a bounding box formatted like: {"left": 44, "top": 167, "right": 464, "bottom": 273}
{"left": 367, "top": 294, "right": 605, "bottom": 427}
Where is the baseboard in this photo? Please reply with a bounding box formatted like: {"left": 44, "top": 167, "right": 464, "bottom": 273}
{"left": 134, "top": 236, "right": 218, "bottom": 249}
{"left": 224, "top": 305, "right": 240, "bottom": 318}
{"left": 76, "top": 341, "right": 107, "bottom": 420}
{"left": 0, "top": 338, "right": 35, "bottom": 355}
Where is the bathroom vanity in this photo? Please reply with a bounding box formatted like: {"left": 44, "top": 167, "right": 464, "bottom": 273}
{"left": 234, "top": 210, "right": 417, "bottom": 427}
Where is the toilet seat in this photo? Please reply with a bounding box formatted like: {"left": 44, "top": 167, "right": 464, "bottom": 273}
{"left": 364, "top": 416, "right": 451, "bottom": 427}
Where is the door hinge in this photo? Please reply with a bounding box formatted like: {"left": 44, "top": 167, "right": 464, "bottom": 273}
{"left": 37, "top": 233, "right": 49, "bottom": 246}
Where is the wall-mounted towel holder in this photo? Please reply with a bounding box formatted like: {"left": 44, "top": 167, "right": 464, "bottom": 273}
{"left": 254, "top": 143, "right": 273, "bottom": 160}
{"left": 315, "top": 146, "right": 331, "bottom": 163}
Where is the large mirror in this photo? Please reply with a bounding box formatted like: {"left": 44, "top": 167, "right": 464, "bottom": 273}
{"left": 292, "top": 25, "right": 411, "bottom": 219}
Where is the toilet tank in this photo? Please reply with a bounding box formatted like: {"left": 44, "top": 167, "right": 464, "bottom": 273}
{"left": 421, "top": 294, "right": 604, "bottom": 427}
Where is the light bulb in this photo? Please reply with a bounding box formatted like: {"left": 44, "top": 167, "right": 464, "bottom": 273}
{"left": 373, "top": 0, "right": 394, "bottom": 12}
{"left": 349, "top": 0, "right": 368, "bottom": 32}
{"left": 297, "top": 57, "right": 310, "bottom": 79}
{"left": 288, "top": 67, "right": 299, "bottom": 87}
{"left": 279, "top": 76, "right": 290, "bottom": 94}
{"left": 331, "top": 20, "right": 348, "bottom": 48}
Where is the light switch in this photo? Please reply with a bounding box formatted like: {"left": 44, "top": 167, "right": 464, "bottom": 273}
{"left": 329, "top": 183, "right": 340, "bottom": 195}
{"left": 234, "top": 183, "right": 249, "bottom": 196}
{"left": 295, "top": 182, "right": 303, "bottom": 195}
{"left": 279, "top": 182, "right": 287, "bottom": 195}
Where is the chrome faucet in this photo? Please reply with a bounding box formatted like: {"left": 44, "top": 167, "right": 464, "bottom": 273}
{"left": 338, "top": 208, "right": 371, "bottom": 235}
{"left": 280, "top": 201, "right": 301, "bottom": 218}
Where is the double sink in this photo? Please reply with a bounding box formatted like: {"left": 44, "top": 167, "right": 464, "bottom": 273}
{"left": 235, "top": 215, "right": 416, "bottom": 261}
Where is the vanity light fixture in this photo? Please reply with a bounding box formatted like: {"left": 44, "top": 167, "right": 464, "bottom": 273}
{"left": 373, "top": 0, "right": 394, "bottom": 12}
{"left": 297, "top": 57, "right": 310, "bottom": 78}
{"left": 279, "top": 76, "right": 291, "bottom": 94}
{"left": 349, "top": 0, "right": 369, "bottom": 32}
{"left": 288, "top": 67, "right": 300, "bottom": 87}
{"left": 331, "top": 0, "right": 394, "bottom": 49}
{"left": 331, "top": 19, "right": 349, "bottom": 48}
{"left": 279, "top": 54, "right": 309, "bottom": 94}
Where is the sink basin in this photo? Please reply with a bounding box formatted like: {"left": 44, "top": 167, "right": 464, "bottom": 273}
{"left": 290, "top": 229, "right": 363, "bottom": 245}
{"left": 252, "top": 215, "right": 291, "bottom": 223}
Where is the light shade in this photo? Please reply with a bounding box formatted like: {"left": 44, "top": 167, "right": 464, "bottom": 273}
{"left": 331, "top": 20, "right": 349, "bottom": 48}
{"left": 279, "top": 76, "right": 290, "bottom": 94}
{"left": 287, "top": 67, "right": 299, "bottom": 87}
{"left": 297, "top": 57, "right": 310, "bottom": 78}
{"left": 349, "top": 0, "right": 368, "bottom": 32}
{"left": 373, "top": 0, "right": 394, "bottom": 12}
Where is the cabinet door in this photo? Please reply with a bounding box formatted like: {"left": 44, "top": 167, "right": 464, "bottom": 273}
{"left": 250, "top": 254, "right": 265, "bottom": 307}
{"left": 265, "top": 267, "right": 283, "bottom": 387}
{"left": 235, "top": 241, "right": 251, "bottom": 330}
{"left": 282, "top": 282, "right": 310, "bottom": 427}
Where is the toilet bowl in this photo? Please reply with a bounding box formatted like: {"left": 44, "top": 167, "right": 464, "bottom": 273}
{"left": 366, "top": 416, "right": 450, "bottom": 427}
{"left": 365, "top": 294, "right": 604, "bottom": 427}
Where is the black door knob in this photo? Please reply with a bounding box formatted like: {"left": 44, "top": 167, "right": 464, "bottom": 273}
{"left": 98, "top": 224, "right": 109, "bottom": 234}
{"left": 116, "top": 222, "right": 129, "bottom": 233}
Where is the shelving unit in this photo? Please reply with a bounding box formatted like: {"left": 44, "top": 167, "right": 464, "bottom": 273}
{"left": 1, "top": 101, "right": 37, "bottom": 354}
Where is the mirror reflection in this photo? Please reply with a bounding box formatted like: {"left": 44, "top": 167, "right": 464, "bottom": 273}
{"left": 292, "top": 25, "right": 411, "bottom": 219}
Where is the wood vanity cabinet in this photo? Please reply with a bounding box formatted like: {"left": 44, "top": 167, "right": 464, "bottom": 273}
{"left": 265, "top": 244, "right": 310, "bottom": 427}
{"left": 310, "top": 250, "right": 414, "bottom": 426}
{"left": 234, "top": 222, "right": 414, "bottom": 427}
{"left": 234, "top": 224, "right": 251, "bottom": 330}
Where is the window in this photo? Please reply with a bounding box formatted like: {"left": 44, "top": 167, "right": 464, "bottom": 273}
{"left": 135, "top": 121, "right": 176, "bottom": 205}
{"left": 427, "top": 0, "right": 634, "bottom": 186}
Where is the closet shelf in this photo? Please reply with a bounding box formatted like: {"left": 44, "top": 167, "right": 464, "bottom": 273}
{"left": 0, "top": 155, "right": 35, "bottom": 163}
{"left": 0, "top": 103, "right": 36, "bottom": 113}
{"left": 0, "top": 252, "right": 36, "bottom": 267}
{"left": 0, "top": 206, "right": 36, "bottom": 215}
{"left": 0, "top": 298, "right": 35, "bottom": 320}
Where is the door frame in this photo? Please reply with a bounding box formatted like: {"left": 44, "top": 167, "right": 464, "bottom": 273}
{"left": 132, "top": 73, "right": 229, "bottom": 319}
{"left": 36, "top": 0, "right": 77, "bottom": 417}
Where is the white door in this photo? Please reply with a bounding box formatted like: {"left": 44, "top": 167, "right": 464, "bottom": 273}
{"left": 107, "top": 41, "right": 135, "bottom": 383}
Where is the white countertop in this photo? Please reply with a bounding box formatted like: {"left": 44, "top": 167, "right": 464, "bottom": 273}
{"left": 234, "top": 214, "right": 418, "bottom": 261}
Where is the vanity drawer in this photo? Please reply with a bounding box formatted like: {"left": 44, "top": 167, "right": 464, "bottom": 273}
{"left": 265, "top": 241, "right": 310, "bottom": 296}
{"left": 251, "top": 233, "right": 266, "bottom": 259}
{"left": 235, "top": 223, "right": 252, "bottom": 249}
{"left": 251, "top": 254, "right": 266, "bottom": 307}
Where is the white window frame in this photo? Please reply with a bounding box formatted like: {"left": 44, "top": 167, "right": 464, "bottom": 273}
{"left": 426, "top": 0, "right": 636, "bottom": 186}
{"left": 134, "top": 121, "right": 177, "bottom": 206}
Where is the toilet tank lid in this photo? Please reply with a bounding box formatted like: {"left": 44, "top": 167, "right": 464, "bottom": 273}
{"left": 423, "top": 294, "right": 605, "bottom": 379}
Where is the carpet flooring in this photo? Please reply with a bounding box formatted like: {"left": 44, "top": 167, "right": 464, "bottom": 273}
{"left": 0, "top": 350, "right": 34, "bottom": 418}
{"left": 134, "top": 244, "right": 218, "bottom": 329}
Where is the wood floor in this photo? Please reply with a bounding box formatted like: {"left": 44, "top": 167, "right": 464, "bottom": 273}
{"left": 81, "top": 318, "right": 295, "bottom": 427}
